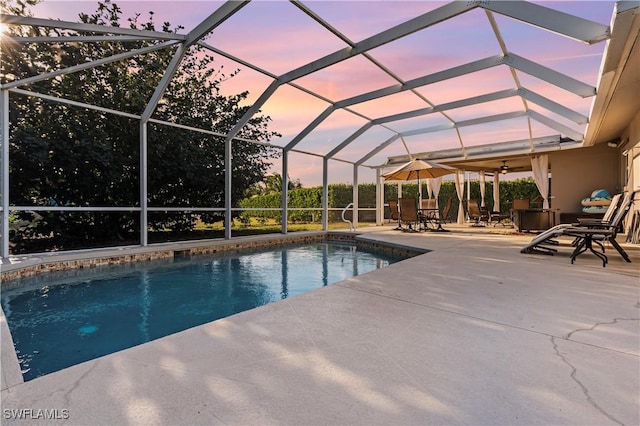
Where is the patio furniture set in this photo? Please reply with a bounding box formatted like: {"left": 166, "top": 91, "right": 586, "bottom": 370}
{"left": 521, "top": 191, "right": 636, "bottom": 267}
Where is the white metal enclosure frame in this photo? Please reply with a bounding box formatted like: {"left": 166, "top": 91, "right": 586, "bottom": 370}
{"left": 0, "top": 0, "right": 629, "bottom": 259}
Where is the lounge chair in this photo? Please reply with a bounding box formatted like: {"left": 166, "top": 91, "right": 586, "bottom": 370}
{"left": 521, "top": 193, "right": 622, "bottom": 255}
{"left": 399, "top": 198, "right": 420, "bottom": 232}
{"left": 521, "top": 191, "right": 634, "bottom": 267}
{"left": 567, "top": 192, "right": 634, "bottom": 266}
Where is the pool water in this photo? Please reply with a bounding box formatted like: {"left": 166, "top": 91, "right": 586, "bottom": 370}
{"left": 2, "top": 242, "right": 407, "bottom": 381}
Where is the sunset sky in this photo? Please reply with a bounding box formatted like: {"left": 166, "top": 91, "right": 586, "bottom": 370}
{"left": 24, "top": 0, "right": 616, "bottom": 186}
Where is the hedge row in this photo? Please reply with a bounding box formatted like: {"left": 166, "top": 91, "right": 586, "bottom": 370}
{"left": 240, "top": 178, "right": 541, "bottom": 223}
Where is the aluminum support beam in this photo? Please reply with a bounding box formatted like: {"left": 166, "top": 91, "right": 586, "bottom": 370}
{"left": 142, "top": 1, "right": 247, "bottom": 122}
{"left": 0, "top": 14, "right": 186, "bottom": 40}
{"left": 9, "top": 88, "right": 266, "bottom": 144}
{"left": 279, "top": 1, "right": 477, "bottom": 83}
{"left": 284, "top": 106, "right": 336, "bottom": 151}
{"left": 224, "top": 136, "right": 232, "bottom": 240}
{"left": 140, "top": 45, "right": 186, "bottom": 122}
{"left": 399, "top": 111, "right": 528, "bottom": 138}
{"left": 506, "top": 53, "right": 596, "bottom": 97}
{"left": 2, "top": 41, "right": 179, "bottom": 90}
{"left": 519, "top": 88, "right": 589, "bottom": 124}
{"left": 352, "top": 165, "right": 359, "bottom": 230}
{"left": 356, "top": 135, "right": 400, "bottom": 167}
{"left": 184, "top": 1, "right": 248, "bottom": 46}
{"left": 483, "top": 1, "right": 610, "bottom": 44}
{"left": 227, "top": 1, "right": 478, "bottom": 153}
{"left": 528, "top": 110, "right": 584, "bottom": 141}
{"left": 336, "top": 55, "right": 503, "bottom": 109}
{"left": 139, "top": 121, "right": 148, "bottom": 246}
{"left": 1, "top": 90, "right": 9, "bottom": 259}
{"left": 322, "top": 158, "right": 328, "bottom": 231}
{"left": 333, "top": 89, "right": 518, "bottom": 166}
{"left": 325, "top": 123, "right": 373, "bottom": 160}
{"left": 287, "top": 55, "right": 503, "bottom": 155}
{"left": 10, "top": 35, "right": 172, "bottom": 43}
{"left": 281, "top": 151, "right": 289, "bottom": 234}
{"left": 373, "top": 89, "right": 517, "bottom": 125}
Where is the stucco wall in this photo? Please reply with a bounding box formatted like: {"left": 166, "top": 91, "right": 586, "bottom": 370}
{"left": 549, "top": 144, "right": 619, "bottom": 214}
{"left": 620, "top": 109, "right": 640, "bottom": 236}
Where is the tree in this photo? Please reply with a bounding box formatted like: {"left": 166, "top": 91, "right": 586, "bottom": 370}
{"left": 263, "top": 173, "right": 302, "bottom": 194}
{"left": 2, "top": 0, "right": 280, "bottom": 250}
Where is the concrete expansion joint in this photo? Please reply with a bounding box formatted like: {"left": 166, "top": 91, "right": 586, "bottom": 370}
{"left": 550, "top": 336, "right": 625, "bottom": 426}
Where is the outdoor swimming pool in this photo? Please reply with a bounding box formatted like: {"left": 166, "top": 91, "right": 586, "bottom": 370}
{"left": 2, "top": 241, "right": 410, "bottom": 381}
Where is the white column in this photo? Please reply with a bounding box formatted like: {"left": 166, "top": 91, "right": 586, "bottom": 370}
{"left": 493, "top": 173, "right": 500, "bottom": 212}
{"left": 376, "top": 169, "right": 383, "bottom": 225}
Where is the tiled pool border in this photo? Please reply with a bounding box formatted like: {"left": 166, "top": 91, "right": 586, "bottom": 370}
{"left": 1, "top": 232, "right": 427, "bottom": 290}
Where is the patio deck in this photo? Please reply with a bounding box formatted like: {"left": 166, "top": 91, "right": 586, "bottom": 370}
{"left": 1, "top": 225, "right": 639, "bottom": 425}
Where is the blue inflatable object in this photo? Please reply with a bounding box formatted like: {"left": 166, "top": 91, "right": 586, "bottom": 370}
{"left": 590, "top": 189, "right": 611, "bottom": 199}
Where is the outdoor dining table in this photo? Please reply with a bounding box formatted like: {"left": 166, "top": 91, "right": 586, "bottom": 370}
{"left": 419, "top": 208, "right": 448, "bottom": 232}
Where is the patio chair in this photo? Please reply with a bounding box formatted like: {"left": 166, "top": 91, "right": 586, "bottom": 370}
{"left": 521, "top": 191, "right": 634, "bottom": 267}
{"left": 467, "top": 200, "right": 489, "bottom": 226}
{"left": 441, "top": 197, "right": 453, "bottom": 223}
{"left": 420, "top": 198, "right": 446, "bottom": 231}
{"left": 420, "top": 198, "right": 438, "bottom": 221}
{"left": 388, "top": 199, "right": 401, "bottom": 230}
{"left": 399, "top": 197, "right": 420, "bottom": 232}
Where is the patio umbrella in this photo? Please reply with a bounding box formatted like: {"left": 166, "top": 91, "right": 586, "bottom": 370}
{"left": 383, "top": 159, "right": 457, "bottom": 209}
{"left": 382, "top": 159, "right": 457, "bottom": 181}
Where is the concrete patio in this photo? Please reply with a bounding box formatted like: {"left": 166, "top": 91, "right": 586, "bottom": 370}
{"left": 1, "top": 226, "right": 639, "bottom": 425}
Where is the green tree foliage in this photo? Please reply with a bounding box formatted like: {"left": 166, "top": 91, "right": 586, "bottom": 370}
{"left": 3, "top": 0, "right": 280, "bottom": 250}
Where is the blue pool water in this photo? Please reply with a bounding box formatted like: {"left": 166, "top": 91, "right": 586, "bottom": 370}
{"left": 2, "top": 242, "right": 407, "bottom": 381}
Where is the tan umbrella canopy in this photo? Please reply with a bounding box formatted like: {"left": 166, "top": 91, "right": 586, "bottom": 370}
{"left": 382, "top": 159, "right": 457, "bottom": 181}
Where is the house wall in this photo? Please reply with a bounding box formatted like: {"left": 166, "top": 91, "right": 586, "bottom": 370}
{"left": 549, "top": 144, "right": 619, "bottom": 215}
{"left": 620, "top": 109, "right": 640, "bottom": 237}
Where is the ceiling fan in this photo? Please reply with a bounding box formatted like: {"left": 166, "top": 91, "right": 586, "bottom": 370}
{"left": 500, "top": 160, "right": 509, "bottom": 174}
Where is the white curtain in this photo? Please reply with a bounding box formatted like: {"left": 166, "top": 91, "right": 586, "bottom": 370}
{"left": 479, "top": 171, "right": 486, "bottom": 207}
{"left": 454, "top": 170, "right": 465, "bottom": 224}
{"left": 430, "top": 177, "right": 443, "bottom": 210}
{"left": 531, "top": 155, "right": 550, "bottom": 209}
{"left": 493, "top": 173, "right": 500, "bottom": 212}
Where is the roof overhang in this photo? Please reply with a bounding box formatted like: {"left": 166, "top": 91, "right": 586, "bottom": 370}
{"left": 584, "top": 1, "right": 640, "bottom": 146}
{"left": 383, "top": 135, "right": 582, "bottom": 173}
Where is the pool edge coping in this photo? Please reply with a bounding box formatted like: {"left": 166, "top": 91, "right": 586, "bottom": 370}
{"left": 1, "top": 231, "right": 425, "bottom": 288}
